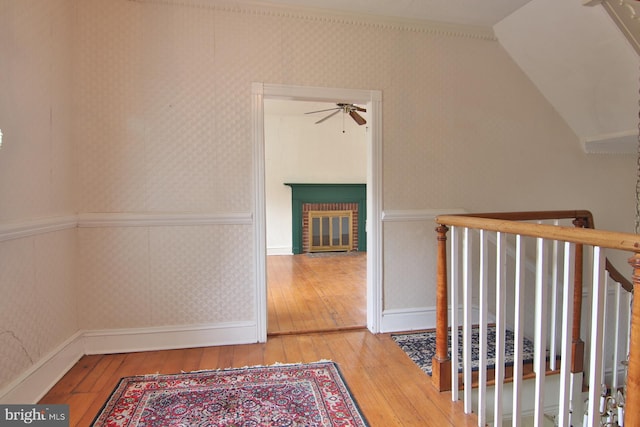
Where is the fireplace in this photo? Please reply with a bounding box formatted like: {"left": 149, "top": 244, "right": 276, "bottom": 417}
{"left": 285, "top": 184, "right": 366, "bottom": 254}
{"left": 303, "top": 203, "right": 358, "bottom": 252}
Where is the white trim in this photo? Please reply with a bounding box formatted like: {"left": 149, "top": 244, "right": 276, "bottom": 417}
{"left": 129, "top": 0, "right": 496, "bottom": 41}
{"left": 366, "top": 90, "right": 383, "bottom": 334}
{"left": 595, "top": 0, "right": 640, "bottom": 56}
{"left": 381, "top": 305, "right": 486, "bottom": 333}
{"left": 254, "top": 83, "right": 383, "bottom": 335}
{"left": 0, "top": 212, "right": 254, "bottom": 242}
{"left": 83, "top": 322, "right": 258, "bottom": 355}
{"left": 381, "top": 307, "right": 437, "bottom": 333}
{"left": 267, "top": 247, "right": 293, "bottom": 256}
{"left": 0, "top": 322, "right": 260, "bottom": 404}
{"left": 0, "top": 215, "right": 77, "bottom": 242}
{"left": 382, "top": 208, "right": 467, "bottom": 222}
{"left": 0, "top": 331, "right": 84, "bottom": 404}
{"left": 78, "top": 212, "right": 252, "bottom": 227}
{"left": 583, "top": 129, "right": 637, "bottom": 154}
{"left": 252, "top": 82, "right": 268, "bottom": 343}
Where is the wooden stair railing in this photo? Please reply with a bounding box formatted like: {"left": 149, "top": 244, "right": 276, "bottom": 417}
{"left": 433, "top": 211, "right": 640, "bottom": 426}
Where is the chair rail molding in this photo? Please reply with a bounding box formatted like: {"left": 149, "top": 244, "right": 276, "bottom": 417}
{"left": 0, "top": 215, "right": 77, "bottom": 242}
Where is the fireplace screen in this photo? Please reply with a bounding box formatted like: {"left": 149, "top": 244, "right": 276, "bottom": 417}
{"left": 309, "top": 210, "right": 352, "bottom": 252}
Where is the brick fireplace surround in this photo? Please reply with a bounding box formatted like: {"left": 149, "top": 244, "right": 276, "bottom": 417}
{"left": 285, "top": 183, "right": 366, "bottom": 254}
{"left": 302, "top": 202, "right": 359, "bottom": 252}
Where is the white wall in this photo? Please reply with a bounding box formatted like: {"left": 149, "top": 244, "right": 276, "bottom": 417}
{"left": 264, "top": 100, "right": 367, "bottom": 254}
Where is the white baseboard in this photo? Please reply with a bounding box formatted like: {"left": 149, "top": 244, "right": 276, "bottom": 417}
{"left": 380, "top": 307, "right": 437, "bottom": 332}
{"left": 0, "top": 331, "right": 84, "bottom": 404}
{"left": 0, "top": 322, "right": 259, "bottom": 404}
{"left": 380, "top": 305, "right": 486, "bottom": 333}
{"left": 266, "top": 247, "right": 293, "bottom": 256}
{"left": 82, "top": 321, "right": 258, "bottom": 355}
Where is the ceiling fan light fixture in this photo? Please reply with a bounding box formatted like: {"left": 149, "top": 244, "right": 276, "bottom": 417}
{"left": 305, "top": 103, "right": 367, "bottom": 126}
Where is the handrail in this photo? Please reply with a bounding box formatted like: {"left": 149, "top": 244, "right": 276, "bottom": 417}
{"left": 449, "top": 209, "right": 594, "bottom": 228}
{"left": 441, "top": 210, "right": 633, "bottom": 292}
{"left": 436, "top": 215, "right": 640, "bottom": 251}
{"left": 433, "top": 210, "right": 640, "bottom": 426}
{"left": 606, "top": 258, "right": 634, "bottom": 293}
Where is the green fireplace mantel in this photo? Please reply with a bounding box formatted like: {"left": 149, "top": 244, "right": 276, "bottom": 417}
{"left": 285, "top": 183, "right": 366, "bottom": 254}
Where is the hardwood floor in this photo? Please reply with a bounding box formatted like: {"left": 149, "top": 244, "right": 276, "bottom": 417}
{"left": 38, "top": 252, "right": 477, "bottom": 425}
{"left": 267, "top": 252, "right": 367, "bottom": 335}
{"left": 39, "top": 330, "right": 477, "bottom": 426}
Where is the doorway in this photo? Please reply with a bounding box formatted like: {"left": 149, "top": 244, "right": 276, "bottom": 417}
{"left": 252, "top": 83, "right": 383, "bottom": 342}
{"left": 264, "top": 103, "right": 367, "bottom": 335}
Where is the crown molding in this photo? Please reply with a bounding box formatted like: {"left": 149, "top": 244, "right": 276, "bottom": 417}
{"left": 585, "top": 0, "right": 640, "bottom": 55}
{"left": 127, "top": 0, "right": 496, "bottom": 41}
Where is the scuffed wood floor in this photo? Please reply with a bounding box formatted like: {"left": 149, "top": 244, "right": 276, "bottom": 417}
{"left": 267, "top": 252, "right": 367, "bottom": 335}
{"left": 39, "top": 252, "right": 478, "bottom": 425}
{"left": 40, "top": 330, "right": 478, "bottom": 426}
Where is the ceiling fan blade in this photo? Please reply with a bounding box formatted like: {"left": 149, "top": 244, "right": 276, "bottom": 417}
{"left": 315, "top": 109, "right": 341, "bottom": 124}
{"left": 349, "top": 110, "right": 367, "bottom": 125}
{"left": 352, "top": 105, "right": 367, "bottom": 113}
{"left": 305, "top": 107, "right": 341, "bottom": 115}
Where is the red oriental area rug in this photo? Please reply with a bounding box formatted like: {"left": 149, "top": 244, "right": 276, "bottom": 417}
{"left": 92, "top": 361, "right": 368, "bottom": 426}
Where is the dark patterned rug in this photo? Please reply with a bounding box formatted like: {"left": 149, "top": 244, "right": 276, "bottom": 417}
{"left": 92, "top": 361, "right": 368, "bottom": 426}
{"left": 392, "top": 325, "right": 536, "bottom": 375}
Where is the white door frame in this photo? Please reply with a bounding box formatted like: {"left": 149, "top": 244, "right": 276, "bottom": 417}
{"left": 251, "top": 82, "right": 383, "bottom": 342}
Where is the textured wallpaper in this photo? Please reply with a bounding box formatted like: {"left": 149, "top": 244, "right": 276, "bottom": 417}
{"left": 0, "top": 0, "right": 77, "bottom": 394}
{"left": 74, "top": 0, "right": 634, "bottom": 317}
{"left": 78, "top": 225, "right": 254, "bottom": 330}
{"left": 0, "top": 0, "right": 75, "bottom": 222}
{"left": 0, "top": 229, "right": 77, "bottom": 392}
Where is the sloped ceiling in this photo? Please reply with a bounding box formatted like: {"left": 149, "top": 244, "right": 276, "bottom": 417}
{"left": 258, "top": 0, "right": 640, "bottom": 153}
{"left": 495, "top": 0, "right": 640, "bottom": 153}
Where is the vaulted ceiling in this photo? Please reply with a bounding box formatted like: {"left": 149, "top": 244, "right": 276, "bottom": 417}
{"left": 261, "top": 0, "right": 640, "bottom": 153}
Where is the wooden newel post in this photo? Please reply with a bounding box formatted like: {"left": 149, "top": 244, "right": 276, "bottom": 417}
{"left": 625, "top": 253, "right": 640, "bottom": 427}
{"left": 571, "top": 217, "right": 585, "bottom": 374}
{"left": 432, "top": 224, "right": 451, "bottom": 391}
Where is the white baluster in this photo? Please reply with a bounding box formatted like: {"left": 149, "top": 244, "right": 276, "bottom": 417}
{"left": 494, "top": 232, "right": 506, "bottom": 426}
{"left": 512, "top": 235, "right": 525, "bottom": 427}
{"left": 534, "top": 237, "right": 548, "bottom": 427}
{"left": 601, "top": 275, "right": 610, "bottom": 386}
{"left": 587, "top": 247, "right": 606, "bottom": 427}
{"left": 558, "top": 242, "right": 574, "bottom": 427}
{"left": 463, "top": 227, "right": 473, "bottom": 414}
{"left": 478, "top": 230, "right": 488, "bottom": 426}
{"left": 550, "top": 222, "right": 560, "bottom": 371}
{"left": 450, "top": 226, "right": 459, "bottom": 401}
{"left": 612, "top": 277, "right": 622, "bottom": 389}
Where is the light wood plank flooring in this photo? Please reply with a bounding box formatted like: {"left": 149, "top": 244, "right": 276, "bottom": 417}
{"left": 39, "top": 330, "right": 477, "bottom": 426}
{"left": 267, "top": 252, "right": 367, "bottom": 335}
{"left": 38, "top": 251, "right": 478, "bottom": 425}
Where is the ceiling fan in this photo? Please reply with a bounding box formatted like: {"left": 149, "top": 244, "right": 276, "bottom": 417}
{"left": 305, "top": 103, "right": 367, "bottom": 126}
